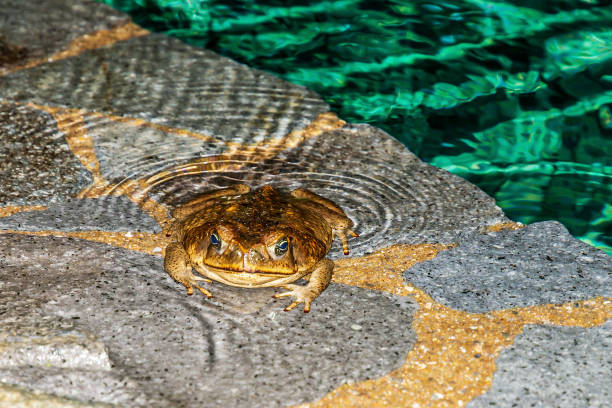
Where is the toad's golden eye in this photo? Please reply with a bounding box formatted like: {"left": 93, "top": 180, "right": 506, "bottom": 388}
{"left": 210, "top": 231, "right": 221, "bottom": 249}
{"left": 275, "top": 237, "right": 288, "bottom": 257}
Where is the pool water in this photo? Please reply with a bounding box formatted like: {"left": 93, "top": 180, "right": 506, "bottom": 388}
{"left": 99, "top": 0, "right": 612, "bottom": 255}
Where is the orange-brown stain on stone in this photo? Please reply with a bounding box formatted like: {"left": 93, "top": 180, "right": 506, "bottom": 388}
{"left": 332, "top": 243, "right": 455, "bottom": 296}
{"left": 32, "top": 104, "right": 105, "bottom": 186}
{"left": 0, "top": 205, "right": 47, "bottom": 218}
{"left": 79, "top": 178, "right": 172, "bottom": 227}
{"left": 3, "top": 22, "right": 149, "bottom": 75}
{"left": 23, "top": 103, "right": 172, "bottom": 226}
{"left": 25, "top": 103, "right": 344, "bottom": 228}
{"left": 225, "top": 112, "right": 346, "bottom": 160}
{"left": 297, "top": 244, "right": 611, "bottom": 408}
{"left": 486, "top": 222, "right": 524, "bottom": 232}
{"left": 145, "top": 112, "right": 346, "bottom": 186}
{"left": 0, "top": 229, "right": 169, "bottom": 257}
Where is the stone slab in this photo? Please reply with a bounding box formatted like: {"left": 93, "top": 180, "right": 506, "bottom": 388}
{"left": 0, "top": 325, "right": 111, "bottom": 370}
{"left": 403, "top": 221, "right": 612, "bottom": 313}
{"left": 0, "top": 197, "right": 160, "bottom": 233}
{"left": 0, "top": 103, "right": 93, "bottom": 206}
{"left": 0, "top": 0, "right": 128, "bottom": 72}
{"left": 85, "top": 113, "right": 227, "bottom": 183}
{"left": 468, "top": 321, "right": 611, "bottom": 408}
{"left": 0, "top": 383, "right": 113, "bottom": 408}
{"left": 0, "top": 34, "right": 329, "bottom": 144}
{"left": 0, "top": 233, "right": 417, "bottom": 407}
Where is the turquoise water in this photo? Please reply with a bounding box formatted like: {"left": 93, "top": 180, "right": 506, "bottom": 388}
{"left": 99, "top": 0, "right": 612, "bottom": 254}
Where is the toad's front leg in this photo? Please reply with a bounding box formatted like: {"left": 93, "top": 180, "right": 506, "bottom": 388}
{"left": 164, "top": 242, "right": 214, "bottom": 298}
{"left": 273, "top": 259, "right": 333, "bottom": 313}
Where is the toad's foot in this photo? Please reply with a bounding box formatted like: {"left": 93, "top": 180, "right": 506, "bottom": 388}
{"left": 336, "top": 228, "right": 359, "bottom": 255}
{"left": 273, "top": 284, "right": 318, "bottom": 313}
{"left": 165, "top": 242, "right": 214, "bottom": 298}
{"left": 272, "top": 258, "right": 333, "bottom": 312}
{"left": 177, "top": 275, "right": 214, "bottom": 298}
{"left": 188, "top": 277, "right": 215, "bottom": 298}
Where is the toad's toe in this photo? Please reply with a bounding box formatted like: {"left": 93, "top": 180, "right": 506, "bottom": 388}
{"left": 273, "top": 284, "right": 316, "bottom": 313}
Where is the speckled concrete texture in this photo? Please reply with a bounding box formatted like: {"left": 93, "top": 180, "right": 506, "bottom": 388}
{"left": 0, "top": 197, "right": 160, "bottom": 232}
{"left": 0, "top": 0, "right": 127, "bottom": 73}
{"left": 468, "top": 321, "right": 612, "bottom": 408}
{"left": 0, "top": 103, "right": 93, "bottom": 205}
{"left": 0, "top": 383, "right": 113, "bottom": 408}
{"left": 404, "top": 221, "right": 612, "bottom": 312}
{"left": 0, "top": 33, "right": 329, "bottom": 143}
{"left": 0, "top": 234, "right": 416, "bottom": 407}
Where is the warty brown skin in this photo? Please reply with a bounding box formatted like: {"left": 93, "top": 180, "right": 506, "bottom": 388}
{"left": 163, "top": 184, "right": 357, "bottom": 312}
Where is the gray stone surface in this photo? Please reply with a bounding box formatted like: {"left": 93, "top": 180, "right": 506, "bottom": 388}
{"left": 0, "top": 0, "right": 128, "bottom": 73}
{"left": 147, "top": 124, "right": 508, "bottom": 258}
{"left": 86, "top": 114, "right": 226, "bottom": 183}
{"left": 0, "top": 234, "right": 417, "bottom": 407}
{"left": 0, "top": 34, "right": 329, "bottom": 144}
{"left": 0, "top": 197, "right": 161, "bottom": 233}
{"left": 0, "top": 383, "right": 113, "bottom": 408}
{"left": 404, "top": 221, "right": 612, "bottom": 313}
{"left": 468, "top": 321, "right": 612, "bottom": 408}
{"left": 0, "top": 103, "right": 93, "bottom": 206}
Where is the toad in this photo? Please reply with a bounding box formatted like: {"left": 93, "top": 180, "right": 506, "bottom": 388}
{"left": 164, "top": 184, "right": 358, "bottom": 312}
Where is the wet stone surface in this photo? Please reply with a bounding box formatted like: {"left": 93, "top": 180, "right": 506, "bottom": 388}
{"left": 0, "top": 234, "right": 417, "bottom": 407}
{"left": 0, "top": 103, "right": 93, "bottom": 206}
{"left": 0, "top": 196, "right": 161, "bottom": 233}
{"left": 87, "top": 114, "right": 227, "bottom": 183}
{"left": 0, "top": 0, "right": 128, "bottom": 73}
{"left": 0, "top": 34, "right": 329, "bottom": 144}
{"left": 468, "top": 321, "right": 612, "bottom": 408}
{"left": 0, "top": 34, "right": 27, "bottom": 67}
{"left": 404, "top": 221, "right": 612, "bottom": 313}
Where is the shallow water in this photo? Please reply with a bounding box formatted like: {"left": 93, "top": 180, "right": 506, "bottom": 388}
{"left": 99, "top": 0, "right": 612, "bottom": 254}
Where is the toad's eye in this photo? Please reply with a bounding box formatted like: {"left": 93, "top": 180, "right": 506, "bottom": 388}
{"left": 210, "top": 231, "right": 221, "bottom": 248}
{"left": 275, "top": 237, "right": 289, "bottom": 257}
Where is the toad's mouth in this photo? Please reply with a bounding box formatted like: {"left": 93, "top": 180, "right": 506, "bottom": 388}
{"left": 201, "top": 262, "right": 296, "bottom": 276}
{"left": 196, "top": 263, "right": 303, "bottom": 288}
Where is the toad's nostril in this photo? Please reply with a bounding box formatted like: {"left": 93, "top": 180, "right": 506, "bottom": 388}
{"left": 248, "top": 248, "right": 261, "bottom": 260}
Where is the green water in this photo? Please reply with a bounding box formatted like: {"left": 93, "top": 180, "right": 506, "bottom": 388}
{"left": 99, "top": 0, "right": 612, "bottom": 255}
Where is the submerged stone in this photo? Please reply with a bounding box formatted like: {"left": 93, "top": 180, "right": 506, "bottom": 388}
{"left": 0, "top": 0, "right": 127, "bottom": 72}
{"left": 0, "top": 103, "right": 93, "bottom": 206}
{"left": 0, "top": 197, "right": 160, "bottom": 233}
{"left": 0, "top": 34, "right": 329, "bottom": 144}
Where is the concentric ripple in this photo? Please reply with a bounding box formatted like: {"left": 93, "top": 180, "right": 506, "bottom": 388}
{"left": 0, "top": 103, "right": 93, "bottom": 206}
{"left": 139, "top": 124, "right": 506, "bottom": 258}
{"left": 1, "top": 99, "right": 505, "bottom": 257}
{"left": 0, "top": 34, "right": 329, "bottom": 146}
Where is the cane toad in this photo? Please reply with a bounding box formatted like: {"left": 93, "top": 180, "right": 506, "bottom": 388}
{"left": 164, "top": 184, "right": 357, "bottom": 312}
